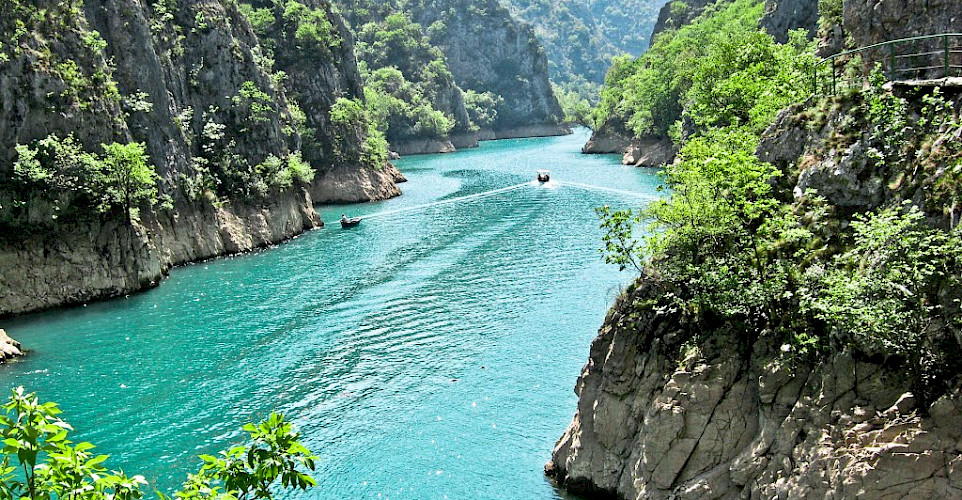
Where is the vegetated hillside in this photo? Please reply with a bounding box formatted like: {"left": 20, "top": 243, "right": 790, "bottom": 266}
{"left": 586, "top": 0, "right": 818, "bottom": 164}
{"left": 332, "top": 0, "right": 568, "bottom": 153}
{"left": 335, "top": 0, "right": 477, "bottom": 154}
{"left": 505, "top": 0, "right": 668, "bottom": 84}
{"left": 404, "top": 0, "right": 570, "bottom": 138}
{"left": 548, "top": 0, "right": 962, "bottom": 498}
{"left": 0, "top": 0, "right": 399, "bottom": 316}
{"left": 502, "top": 0, "right": 668, "bottom": 124}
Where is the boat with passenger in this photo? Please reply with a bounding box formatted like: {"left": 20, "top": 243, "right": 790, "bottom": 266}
{"left": 340, "top": 214, "right": 362, "bottom": 228}
{"left": 537, "top": 170, "right": 550, "bottom": 182}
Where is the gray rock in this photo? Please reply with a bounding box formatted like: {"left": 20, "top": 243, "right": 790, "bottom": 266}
{"left": 623, "top": 137, "right": 676, "bottom": 167}
{"left": 549, "top": 280, "right": 962, "bottom": 499}
{"left": 0, "top": 330, "right": 23, "bottom": 361}
{"left": 761, "top": 0, "right": 820, "bottom": 43}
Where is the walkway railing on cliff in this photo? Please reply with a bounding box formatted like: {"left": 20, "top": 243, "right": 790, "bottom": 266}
{"left": 814, "top": 33, "right": 962, "bottom": 95}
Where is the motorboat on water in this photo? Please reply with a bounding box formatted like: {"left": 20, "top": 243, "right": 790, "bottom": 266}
{"left": 340, "top": 217, "right": 362, "bottom": 228}
{"left": 537, "top": 170, "right": 550, "bottom": 182}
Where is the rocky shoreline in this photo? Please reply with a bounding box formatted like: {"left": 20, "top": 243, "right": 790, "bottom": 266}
{"left": 547, "top": 278, "right": 962, "bottom": 499}
{"left": 583, "top": 130, "right": 676, "bottom": 168}
{"left": 0, "top": 162, "right": 403, "bottom": 319}
{"left": 389, "top": 124, "right": 572, "bottom": 157}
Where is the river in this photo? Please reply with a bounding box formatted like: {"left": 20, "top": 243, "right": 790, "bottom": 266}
{"left": 0, "top": 128, "right": 661, "bottom": 499}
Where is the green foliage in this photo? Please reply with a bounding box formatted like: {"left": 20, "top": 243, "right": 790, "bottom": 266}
{"left": 462, "top": 90, "right": 503, "bottom": 130}
{"left": 596, "top": 205, "right": 642, "bottom": 272}
{"left": 101, "top": 142, "right": 159, "bottom": 223}
{"left": 232, "top": 81, "right": 275, "bottom": 124}
{"left": 0, "top": 387, "right": 317, "bottom": 500}
{"left": 592, "top": 0, "right": 814, "bottom": 138}
{"left": 283, "top": 0, "right": 338, "bottom": 50}
{"left": 817, "top": 0, "right": 843, "bottom": 35}
{"left": 239, "top": 0, "right": 341, "bottom": 61}
{"left": 552, "top": 83, "right": 592, "bottom": 126}
{"left": 256, "top": 152, "right": 315, "bottom": 189}
{"left": 11, "top": 135, "right": 158, "bottom": 223}
{"left": 347, "top": 7, "right": 463, "bottom": 141}
{"left": 861, "top": 67, "right": 909, "bottom": 168}
{"left": 330, "top": 97, "right": 389, "bottom": 167}
{"left": 361, "top": 66, "right": 454, "bottom": 140}
{"left": 802, "top": 205, "right": 962, "bottom": 405}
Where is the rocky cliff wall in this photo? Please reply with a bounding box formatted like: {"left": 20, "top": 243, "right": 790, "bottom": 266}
{"left": 843, "top": 0, "right": 962, "bottom": 49}
{"left": 547, "top": 278, "right": 962, "bottom": 499}
{"left": 406, "top": 0, "right": 570, "bottom": 138}
{"left": 551, "top": 68, "right": 962, "bottom": 500}
{"left": 760, "top": 0, "right": 819, "bottom": 42}
{"left": 0, "top": 190, "right": 319, "bottom": 317}
{"left": 0, "top": 0, "right": 400, "bottom": 316}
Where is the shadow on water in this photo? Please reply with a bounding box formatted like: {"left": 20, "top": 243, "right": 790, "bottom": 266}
{"left": 0, "top": 128, "right": 662, "bottom": 499}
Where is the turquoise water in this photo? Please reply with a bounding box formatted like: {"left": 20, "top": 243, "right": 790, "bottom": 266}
{"left": 0, "top": 129, "right": 661, "bottom": 499}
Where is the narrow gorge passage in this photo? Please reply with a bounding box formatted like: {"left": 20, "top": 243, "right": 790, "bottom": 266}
{"left": 0, "top": 130, "right": 662, "bottom": 500}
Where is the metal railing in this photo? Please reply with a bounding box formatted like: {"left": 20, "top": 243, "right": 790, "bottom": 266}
{"left": 813, "top": 33, "right": 962, "bottom": 95}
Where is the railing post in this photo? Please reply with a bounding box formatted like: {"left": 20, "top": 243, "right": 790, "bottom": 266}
{"left": 945, "top": 34, "right": 950, "bottom": 78}
{"left": 831, "top": 59, "right": 835, "bottom": 97}
{"left": 889, "top": 43, "right": 896, "bottom": 80}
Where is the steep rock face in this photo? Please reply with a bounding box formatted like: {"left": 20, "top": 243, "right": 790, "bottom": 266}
{"left": 407, "top": 0, "right": 570, "bottom": 138}
{"left": 649, "top": 0, "right": 715, "bottom": 46}
{"left": 622, "top": 137, "right": 676, "bottom": 167}
{"left": 312, "top": 163, "right": 405, "bottom": 203}
{"left": 844, "top": 0, "right": 962, "bottom": 49}
{"left": 760, "top": 0, "right": 819, "bottom": 42}
{"left": 0, "top": 190, "right": 320, "bottom": 316}
{"left": 548, "top": 280, "right": 962, "bottom": 499}
{"left": 0, "top": 0, "right": 399, "bottom": 316}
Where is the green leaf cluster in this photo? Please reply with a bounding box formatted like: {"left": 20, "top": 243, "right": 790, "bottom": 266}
{"left": 10, "top": 135, "right": 158, "bottom": 224}
{"left": 592, "top": 0, "right": 814, "bottom": 138}
{"left": 329, "top": 97, "right": 389, "bottom": 168}
{"left": 0, "top": 387, "right": 317, "bottom": 500}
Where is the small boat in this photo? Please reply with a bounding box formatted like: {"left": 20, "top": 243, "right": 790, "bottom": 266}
{"left": 537, "top": 170, "right": 550, "bottom": 182}
{"left": 340, "top": 217, "right": 362, "bottom": 228}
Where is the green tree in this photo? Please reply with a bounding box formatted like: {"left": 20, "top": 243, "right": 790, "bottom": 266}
{"left": 803, "top": 205, "right": 962, "bottom": 406}
{"left": 0, "top": 387, "right": 317, "bottom": 500}
{"left": 101, "top": 142, "right": 158, "bottom": 224}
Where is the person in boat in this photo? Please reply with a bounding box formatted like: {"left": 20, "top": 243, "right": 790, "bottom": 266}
{"left": 340, "top": 213, "right": 348, "bottom": 224}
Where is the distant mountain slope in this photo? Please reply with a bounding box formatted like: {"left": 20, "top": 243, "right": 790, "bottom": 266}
{"left": 504, "top": 0, "right": 670, "bottom": 85}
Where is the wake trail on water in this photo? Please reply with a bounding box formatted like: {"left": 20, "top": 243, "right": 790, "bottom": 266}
{"left": 557, "top": 181, "right": 661, "bottom": 201}
{"left": 360, "top": 180, "right": 657, "bottom": 222}
{"left": 361, "top": 182, "right": 530, "bottom": 220}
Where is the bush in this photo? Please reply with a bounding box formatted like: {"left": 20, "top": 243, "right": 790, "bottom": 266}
{"left": 592, "top": 0, "right": 813, "bottom": 139}
{"left": 802, "top": 205, "right": 962, "bottom": 405}
{"left": 330, "top": 97, "right": 389, "bottom": 167}
{"left": 0, "top": 387, "right": 317, "bottom": 500}
{"left": 12, "top": 135, "right": 158, "bottom": 223}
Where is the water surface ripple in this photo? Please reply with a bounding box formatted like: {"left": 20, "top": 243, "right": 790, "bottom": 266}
{"left": 0, "top": 129, "right": 662, "bottom": 499}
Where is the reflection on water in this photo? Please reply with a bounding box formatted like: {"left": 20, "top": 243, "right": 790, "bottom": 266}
{"left": 0, "top": 129, "right": 662, "bottom": 499}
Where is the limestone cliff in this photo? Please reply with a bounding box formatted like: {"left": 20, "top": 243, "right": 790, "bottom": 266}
{"left": 406, "top": 0, "right": 571, "bottom": 139}
{"left": 548, "top": 277, "right": 962, "bottom": 499}
{"left": 550, "top": 48, "right": 962, "bottom": 500}
{"left": 0, "top": 0, "right": 399, "bottom": 316}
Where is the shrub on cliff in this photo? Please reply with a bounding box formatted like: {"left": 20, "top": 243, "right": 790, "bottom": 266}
{"left": 596, "top": 4, "right": 962, "bottom": 408}
{"left": 591, "top": 0, "right": 813, "bottom": 139}
{"left": 0, "top": 387, "right": 316, "bottom": 500}
{"left": 802, "top": 204, "right": 962, "bottom": 406}
{"left": 10, "top": 135, "right": 158, "bottom": 225}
